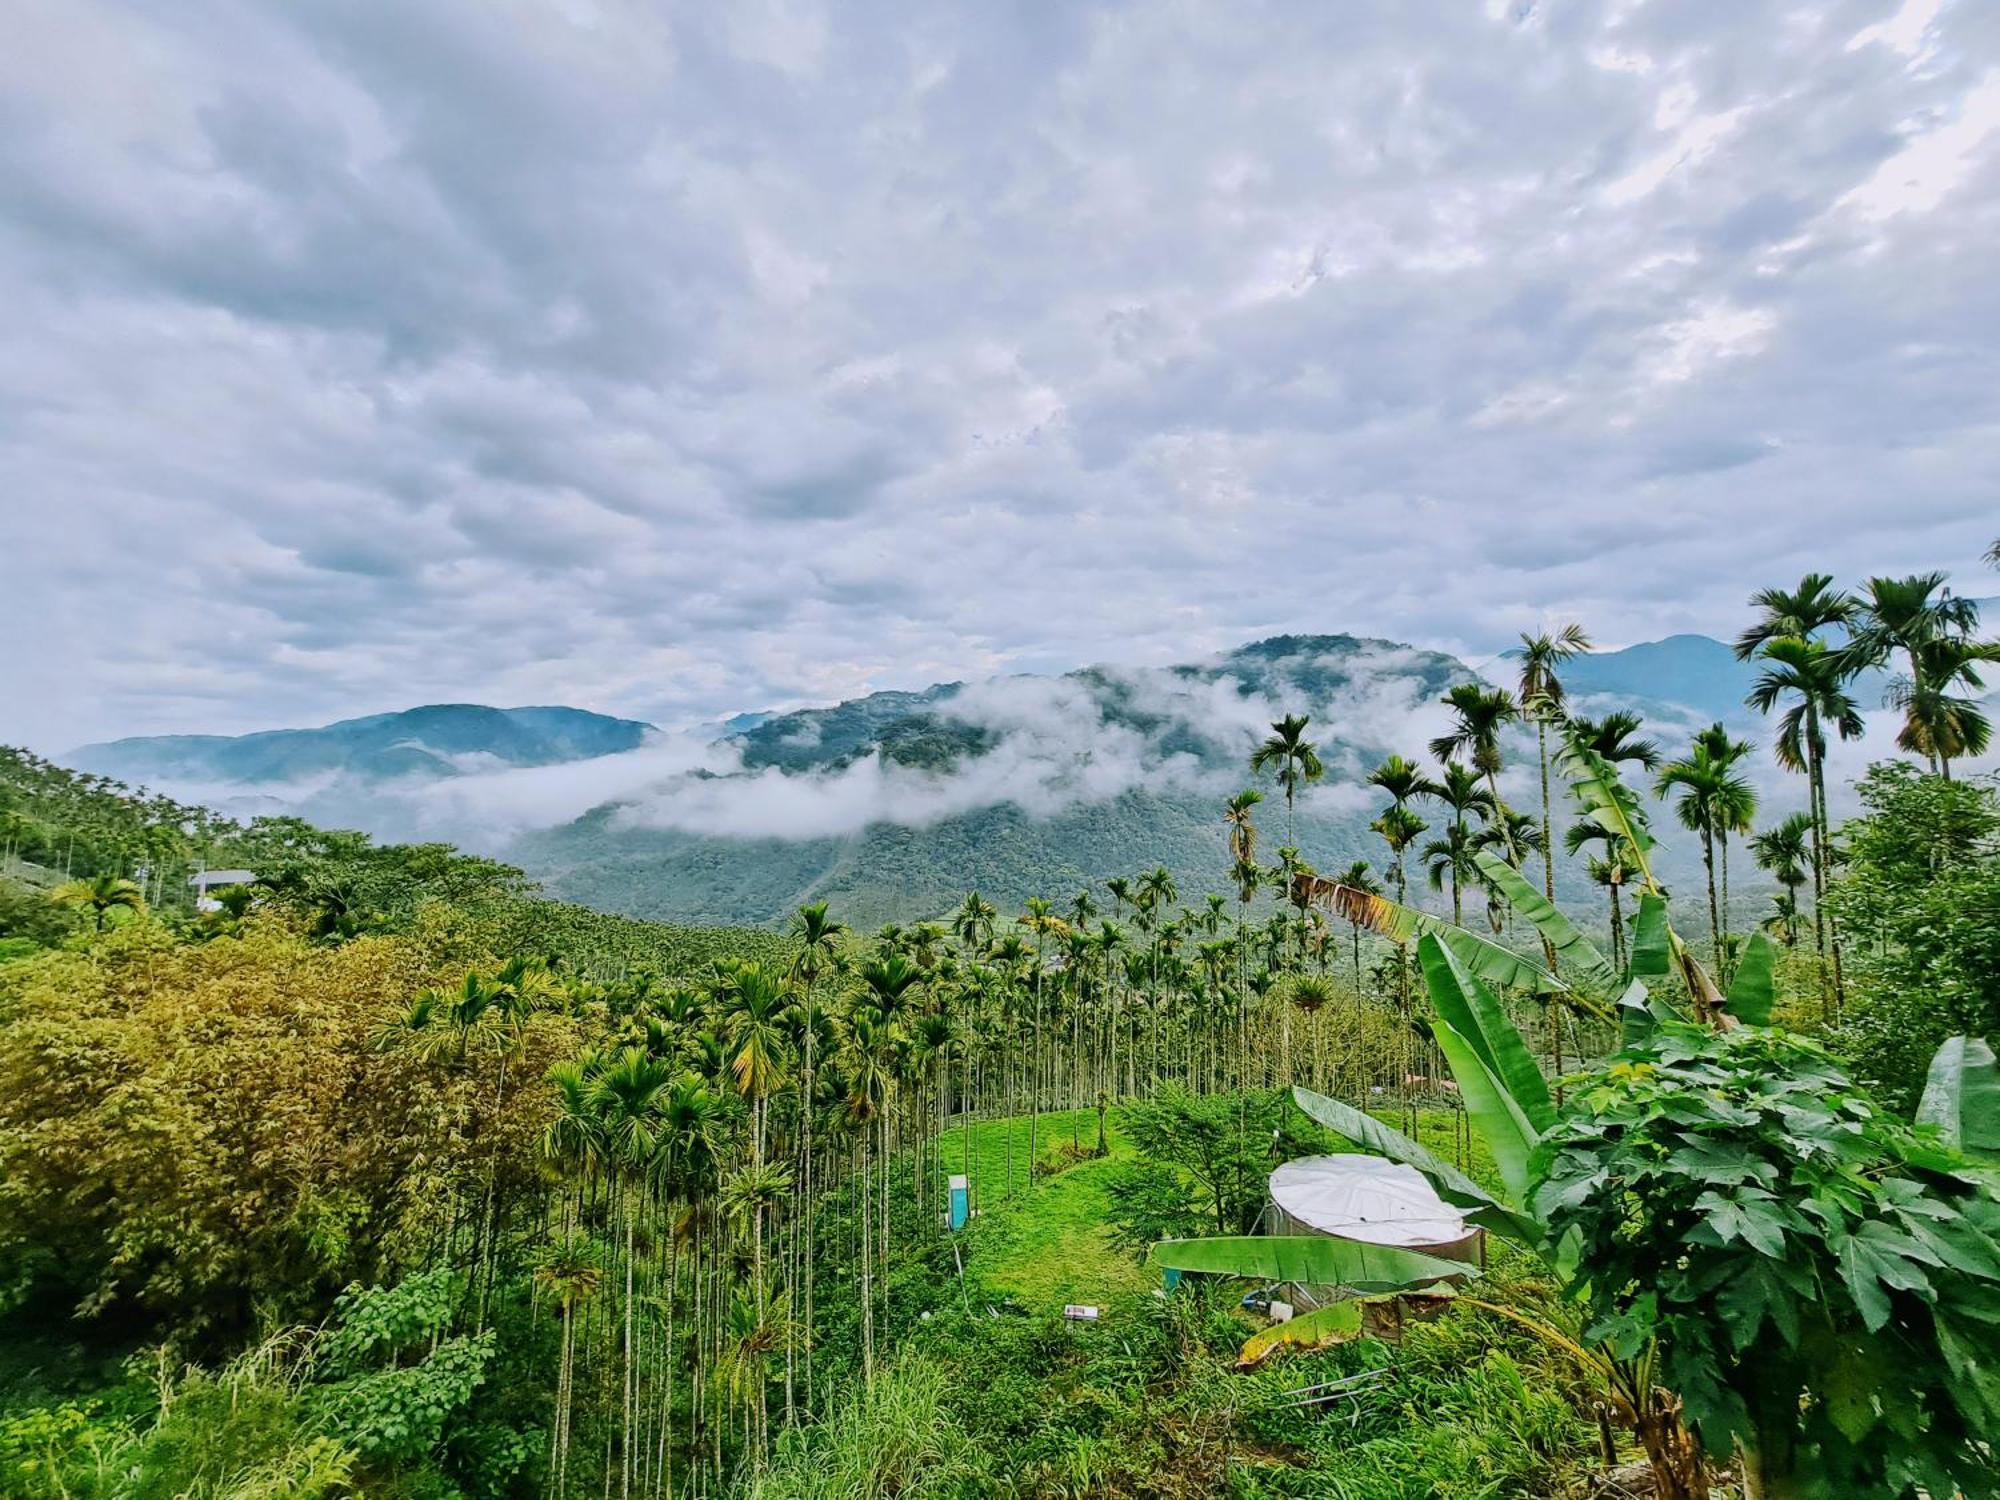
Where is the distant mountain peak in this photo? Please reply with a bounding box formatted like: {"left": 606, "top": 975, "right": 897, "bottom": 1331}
{"left": 70, "top": 703, "right": 654, "bottom": 787}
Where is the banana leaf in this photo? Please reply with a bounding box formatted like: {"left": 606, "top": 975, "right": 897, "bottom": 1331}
{"left": 1311, "top": 880, "right": 1566, "bottom": 997}
{"left": 1418, "top": 934, "right": 1554, "bottom": 1133}
{"left": 1471, "top": 850, "right": 1619, "bottom": 1003}
{"left": 1290, "top": 1086, "right": 1541, "bottom": 1245}
{"left": 1431, "top": 1015, "right": 1541, "bottom": 1204}
{"left": 1614, "top": 978, "right": 1680, "bottom": 1046}
{"left": 1558, "top": 737, "right": 1657, "bottom": 884}
{"left": 1916, "top": 1036, "right": 2000, "bottom": 1160}
{"left": 1628, "top": 893, "right": 1670, "bottom": 980}
{"left": 1148, "top": 1234, "right": 1474, "bottom": 1291}
{"left": 1235, "top": 1300, "right": 1365, "bottom": 1367}
{"left": 1723, "top": 932, "right": 1778, "bottom": 1026}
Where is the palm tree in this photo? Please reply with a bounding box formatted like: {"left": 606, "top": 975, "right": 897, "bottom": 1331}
{"left": 1069, "top": 887, "right": 1098, "bottom": 932}
{"left": 1366, "top": 754, "right": 1442, "bottom": 890}
{"left": 1732, "top": 572, "right": 1856, "bottom": 661}
{"left": 1250, "top": 714, "right": 1323, "bottom": 845}
{"left": 1223, "top": 789, "right": 1264, "bottom": 868}
{"left": 721, "top": 962, "right": 789, "bottom": 1438}
{"left": 785, "top": 901, "right": 843, "bottom": 1406}
{"left": 1843, "top": 573, "right": 1984, "bottom": 776}
{"left": 1888, "top": 635, "right": 1997, "bottom": 778}
{"left": 1015, "top": 898, "right": 1065, "bottom": 1178}
{"left": 1751, "top": 814, "right": 1812, "bottom": 949}
{"left": 1692, "top": 724, "right": 1757, "bottom": 976}
{"left": 1747, "top": 636, "right": 1863, "bottom": 984}
{"left": 1568, "top": 710, "right": 1661, "bottom": 773}
{"left": 951, "top": 892, "right": 996, "bottom": 951}
{"left": 589, "top": 1046, "right": 673, "bottom": 1500}
{"left": 1420, "top": 822, "right": 1481, "bottom": 928}
{"left": 1330, "top": 861, "right": 1379, "bottom": 986}
{"left": 1564, "top": 811, "right": 1636, "bottom": 964}
{"left": 1369, "top": 806, "right": 1426, "bottom": 907}
{"left": 1429, "top": 683, "right": 1520, "bottom": 807}
{"left": 1654, "top": 733, "right": 1753, "bottom": 978}
{"left": 1425, "top": 763, "right": 1496, "bottom": 924}
{"left": 1516, "top": 625, "right": 1591, "bottom": 942}
{"left": 531, "top": 1232, "right": 604, "bottom": 1496}
{"left": 1761, "top": 891, "right": 1802, "bottom": 947}
{"left": 656, "top": 1072, "right": 725, "bottom": 1486}
{"left": 840, "top": 1010, "right": 890, "bottom": 1387}
{"left": 51, "top": 872, "right": 144, "bottom": 931}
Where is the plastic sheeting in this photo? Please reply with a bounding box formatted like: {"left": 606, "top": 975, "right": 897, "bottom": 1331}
{"left": 1268, "top": 1154, "right": 1472, "bottom": 1250}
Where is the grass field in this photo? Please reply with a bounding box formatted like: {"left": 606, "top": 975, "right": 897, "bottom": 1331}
{"left": 938, "top": 1099, "right": 1498, "bottom": 1316}
{"left": 939, "top": 1107, "right": 1152, "bottom": 1312}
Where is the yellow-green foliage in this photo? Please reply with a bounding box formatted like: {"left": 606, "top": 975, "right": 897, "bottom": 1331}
{"left": 0, "top": 920, "right": 577, "bottom": 1332}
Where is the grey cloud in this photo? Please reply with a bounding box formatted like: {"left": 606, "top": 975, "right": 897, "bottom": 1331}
{"left": 3, "top": 0, "right": 1999, "bottom": 754}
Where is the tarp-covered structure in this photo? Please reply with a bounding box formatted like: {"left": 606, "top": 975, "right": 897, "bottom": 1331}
{"left": 1267, "top": 1154, "right": 1482, "bottom": 1264}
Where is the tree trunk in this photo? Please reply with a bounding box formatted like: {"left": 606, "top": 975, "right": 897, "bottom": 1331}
{"left": 1634, "top": 1394, "right": 1710, "bottom": 1500}
{"left": 1702, "top": 831, "right": 1721, "bottom": 976}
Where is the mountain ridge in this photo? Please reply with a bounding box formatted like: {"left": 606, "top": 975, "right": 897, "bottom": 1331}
{"left": 52, "top": 628, "right": 1803, "bottom": 929}
{"left": 71, "top": 703, "right": 654, "bottom": 785}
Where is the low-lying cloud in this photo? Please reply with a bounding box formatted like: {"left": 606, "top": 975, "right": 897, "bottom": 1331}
{"left": 152, "top": 644, "right": 1475, "bottom": 849}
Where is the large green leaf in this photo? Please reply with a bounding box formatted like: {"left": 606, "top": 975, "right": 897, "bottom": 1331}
{"left": 1148, "top": 1234, "right": 1473, "bottom": 1291}
{"left": 1290, "top": 1086, "right": 1540, "bottom": 1244}
{"left": 1558, "top": 736, "right": 1657, "bottom": 886}
{"left": 1471, "top": 850, "right": 1619, "bottom": 1002}
{"left": 1916, "top": 1036, "right": 2000, "bottom": 1160}
{"left": 1628, "top": 893, "right": 1670, "bottom": 980}
{"left": 1418, "top": 934, "right": 1554, "bottom": 1133}
{"left": 1723, "top": 933, "right": 1778, "bottom": 1026}
{"left": 1235, "top": 1299, "right": 1366, "bottom": 1367}
{"left": 1314, "top": 881, "right": 1566, "bottom": 996}
{"left": 1431, "top": 1016, "right": 1541, "bottom": 1205}
{"left": 1614, "top": 979, "right": 1681, "bottom": 1046}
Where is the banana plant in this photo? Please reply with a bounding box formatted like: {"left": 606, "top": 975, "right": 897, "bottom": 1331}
{"left": 1916, "top": 1035, "right": 2000, "bottom": 1163}
{"left": 1147, "top": 1230, "right": 1475, "bottom": 1366}
{"left": 1288, "top": 730, "right": 1785, "bottom": 1499}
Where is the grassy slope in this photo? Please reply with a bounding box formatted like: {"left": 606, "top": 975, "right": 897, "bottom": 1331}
{"left": 940, "top": 1103, "right": 1498, "bottom": 1315}
{"left": 942, "top": 1108, "right": 1152, "bottom": 1312}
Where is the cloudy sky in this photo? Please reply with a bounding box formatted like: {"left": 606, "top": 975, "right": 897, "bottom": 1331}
{"left": 4, "top": 0, "right": 1997, "bottom": 752}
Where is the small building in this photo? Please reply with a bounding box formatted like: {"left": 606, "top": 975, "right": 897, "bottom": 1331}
{"left": 189, "top": 870, "right": 256, "bottom": 913}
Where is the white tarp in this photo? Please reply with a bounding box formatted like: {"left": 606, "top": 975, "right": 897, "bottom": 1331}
{"left": 1268, "top": 1154, "right": 1470, "bottom": 1249}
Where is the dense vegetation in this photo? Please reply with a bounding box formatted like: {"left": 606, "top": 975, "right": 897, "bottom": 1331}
{"left": 1, "top": 563, "right": 1996, "bottom": 1497}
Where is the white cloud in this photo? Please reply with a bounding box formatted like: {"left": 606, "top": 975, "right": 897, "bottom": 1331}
{"left": 1838, "top": 69, "right": 2000, "bottom": 221}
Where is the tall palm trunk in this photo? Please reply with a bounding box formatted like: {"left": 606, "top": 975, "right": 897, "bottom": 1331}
{"left": 1028, "top": 936, "right": 1044, "bottom": 1184}
{"left": 1701, "top": 829, "right": 1721, "bottom": 975}
{"left": 1717, "top": 828, "right": 1733, "bottom": 985}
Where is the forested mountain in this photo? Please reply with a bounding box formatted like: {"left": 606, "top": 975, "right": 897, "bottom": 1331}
{"left": 43, "top": 630, "right": 1804, "bottom": 929}
{"left": 517, "top": 631, "right": 1765, "bottom": 927}
{"left": 519, "top": 634, "right": 1478, "bottom": 926}
{"left": 71, "top": 704, "right": 653, "bottom": 785}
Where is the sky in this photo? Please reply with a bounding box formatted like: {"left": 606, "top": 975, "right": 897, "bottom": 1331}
{"left": 4, "top": 0, "right": 1999, "bottom": 753}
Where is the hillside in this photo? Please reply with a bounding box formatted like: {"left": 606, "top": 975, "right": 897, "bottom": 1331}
{"left": 70, "top": 704, "right": 653, "bottom": 785}
{"left": 516, "top": 634, "right": 1482, "bottom": 927}
{"left": 44, "top": 630, "right": 1794, "bottom": 930}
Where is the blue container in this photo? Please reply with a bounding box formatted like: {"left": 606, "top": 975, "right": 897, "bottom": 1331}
{"left": 948, "top": 1174, "right": 969, "bottom": 1231}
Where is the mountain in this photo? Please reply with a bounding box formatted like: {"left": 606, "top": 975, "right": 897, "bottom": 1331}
{"left": 1552, "top": 635, "right": 1761, "bottom": 723}
{"left": 56, "top": 629, "right": 1804, "bottom": 931}
{"left": 70, "top": 704, "right": 654, "bottom": 786}
{"left": 513, "top": 634, "right": 1491, "bottom": 927}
